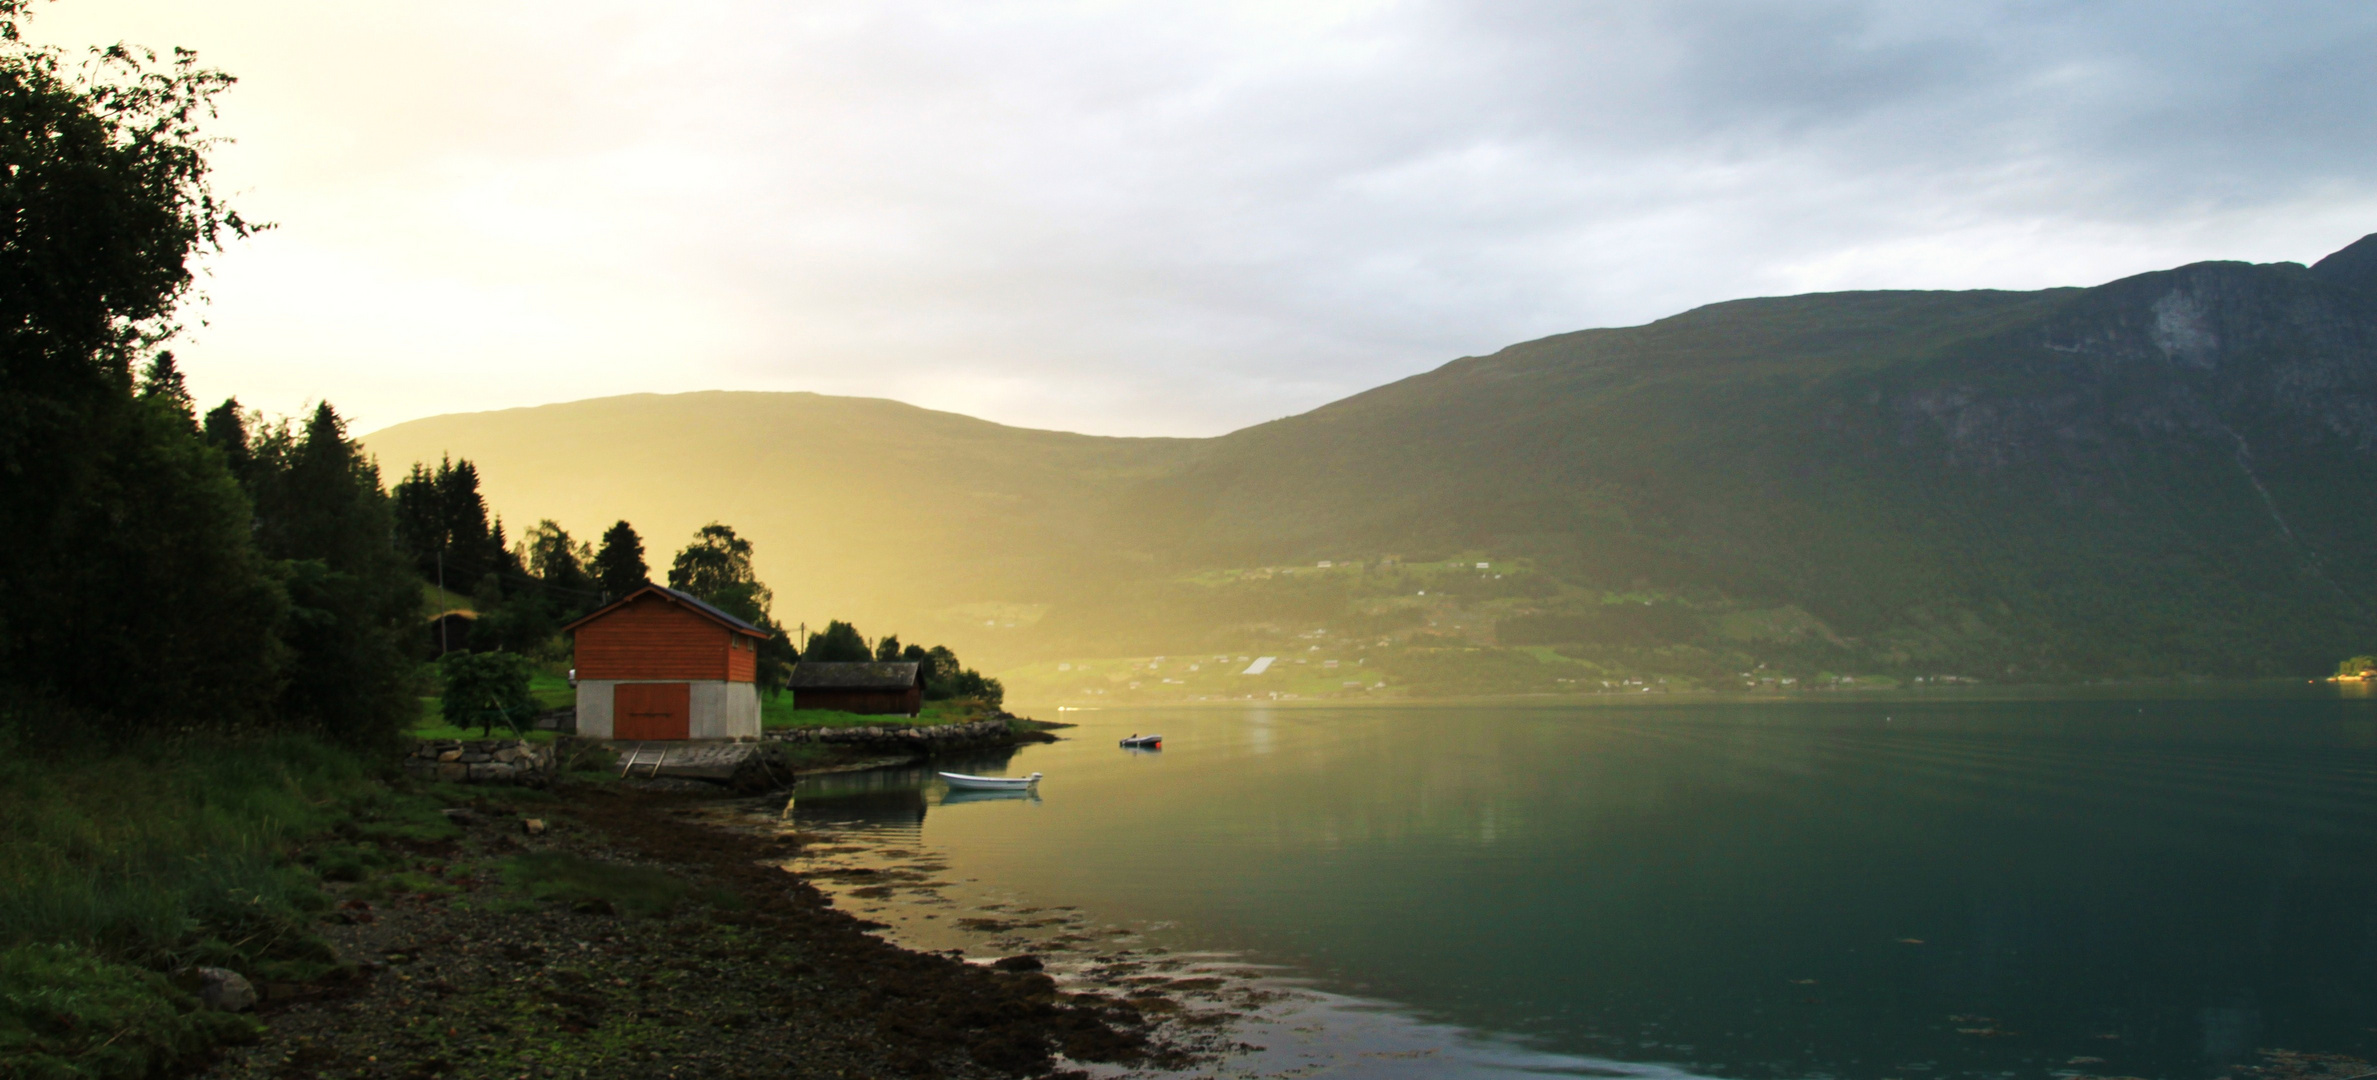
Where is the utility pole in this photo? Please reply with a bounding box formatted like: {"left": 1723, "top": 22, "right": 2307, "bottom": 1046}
{"left": 436, "top": 547, "right": 449, "bottom": 656}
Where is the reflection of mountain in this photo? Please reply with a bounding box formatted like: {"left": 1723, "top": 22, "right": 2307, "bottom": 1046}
{"left": 364, "top": 235, "right": 2377, "bottom": 678}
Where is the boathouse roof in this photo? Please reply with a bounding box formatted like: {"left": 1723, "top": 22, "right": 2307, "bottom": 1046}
{"left": 558, "top": 584, "right": 770, "bottom": 638}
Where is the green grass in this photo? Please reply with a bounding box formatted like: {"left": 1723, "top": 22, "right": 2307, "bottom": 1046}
{"left": 407, "top": 720, "right": 557, "bottom": 742}
{"left": 0, "top": 943, "right": 262, "bottom": 1079}
{"left": 420, "top": 581, "right": 474, "bottom": 617}
{"left": 758, "top": 695, "right": 981, "bottom": 730}
{"left": 0, "top": 734, "right": 374, "bottom": 969}
{"left": 503, "top": 853, "right": 700, "bottom": 918}
{"left": 0, "top": 732, "right": 451, "bottom": 1077}
{"left": 411, "top": 669, "right": 573, "bottom": 740}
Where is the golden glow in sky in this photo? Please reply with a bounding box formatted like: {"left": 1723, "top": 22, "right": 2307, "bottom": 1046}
{"left": 28, "top": 1, "right": 2377, "bottom": 437}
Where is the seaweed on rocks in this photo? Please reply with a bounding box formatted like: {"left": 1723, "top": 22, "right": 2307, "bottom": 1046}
{"left": 200, "top": 784, "right": 1148, "bottom": 1079}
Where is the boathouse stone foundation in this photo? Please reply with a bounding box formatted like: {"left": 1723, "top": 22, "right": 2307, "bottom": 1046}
{"left": 402, "top": 738, "right": 557, "bottom": 785}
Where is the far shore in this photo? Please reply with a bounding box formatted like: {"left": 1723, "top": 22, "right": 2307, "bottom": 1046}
{"left": 1022, "top": 676, "right": 2368, "bottom": 714}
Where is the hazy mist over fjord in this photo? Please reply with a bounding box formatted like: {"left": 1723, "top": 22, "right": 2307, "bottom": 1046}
{"left": 26, "top": 0, "right": 2377, "bottom": 437}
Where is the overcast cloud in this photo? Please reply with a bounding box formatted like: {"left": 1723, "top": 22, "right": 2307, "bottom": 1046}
{"left": 30, "top": 1, "right": 2377, "bottom": 436}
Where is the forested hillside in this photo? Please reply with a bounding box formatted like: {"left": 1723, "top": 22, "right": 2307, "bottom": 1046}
{"left": 365, "top": 235, "right": 2377, "bottom": 690}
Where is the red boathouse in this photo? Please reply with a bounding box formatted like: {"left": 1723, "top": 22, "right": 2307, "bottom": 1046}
{"left": 559, "top": 585, "right": 770, "bottom": 740}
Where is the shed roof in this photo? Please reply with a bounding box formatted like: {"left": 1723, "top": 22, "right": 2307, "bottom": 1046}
{"left": 786, "top": 661, "right": 923, "bottom": 690}
{"left": 558, "top": 584, "right": 771, "bottom": 638}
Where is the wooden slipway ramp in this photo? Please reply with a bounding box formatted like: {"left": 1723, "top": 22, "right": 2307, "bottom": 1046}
{"left": 614, "top": 740, "right": 792, "bottom": 792}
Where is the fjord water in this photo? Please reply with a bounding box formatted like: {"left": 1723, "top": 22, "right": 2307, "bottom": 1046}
{"left": 796, "top": 695, "right": 2377, "bottom": 1078}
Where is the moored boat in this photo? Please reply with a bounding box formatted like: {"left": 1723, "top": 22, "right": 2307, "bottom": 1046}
{"left": 937, "top": 771, "right": 1042, "bottom": 790}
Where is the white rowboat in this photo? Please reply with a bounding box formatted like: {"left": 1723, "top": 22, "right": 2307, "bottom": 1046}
{"left": 938, "top": 771, "right": 1042, "bottom": 790}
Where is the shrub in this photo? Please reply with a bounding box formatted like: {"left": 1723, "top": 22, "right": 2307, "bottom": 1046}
{"left": 438, "top": 651, "right": 536, "bottom": 736}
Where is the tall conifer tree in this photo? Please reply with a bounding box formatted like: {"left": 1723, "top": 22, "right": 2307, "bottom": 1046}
{"left": 592, "top": 520, "right": 648, "bottom": 600}
{"left": 248, "top": 403, "right": 418, "bottom": 741}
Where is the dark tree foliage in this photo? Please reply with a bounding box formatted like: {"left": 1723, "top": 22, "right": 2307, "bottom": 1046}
{"left": 754, "top": 629, "right": 797, "bottom": 696}
{"left": 667, "top": 523, "right": 769, "bottom": 622}
{"left": 14, "top": 370, "right": 290, "bottom": 731}
{"left": 438, "top": 650, "right": 534, "bottom": 737}
{"left": 467, "top": 571, "right": 555, "bottom": 656}
{"left": 665, "top": 522, "right": 797, "bottom": 691}
{"left": 0, "top": 7, "right": 284, "bottom": 741}
{"left": 135, "top": 350, "right": 192, "bottom": 418}
{"left": 513, "top": 518, "right": 600, "bottom": 628}
{"left": 522, "top": 520, "right": 592, "bottom": 602}
{"left": 199, "top": 395, "right": 251, "bottom": 484}
{"left": 390, "top": 455, "right": 507, "bottom": 589}
{"left": 447, "top": 518, "right": 598, "bottom": 660}
{"left": 797, "top": 627, "right": 1003, "bottom": 708}
{"left": 803, "top": 621, "right": 872, "bottom": 663}
{"left": 242, "top": 403, "right": 419, "bottom": 743}
{"left": 391, "top": 462, "right": 440, "bottom": 579}
{"left": 592, "top": 520, "right": 647, "bottom": 600}
{"left": 487, "top": 513, "right": 519, "bottom": 581}
{"left": 920, "top": 643, "right": 1003, "bottom": 708}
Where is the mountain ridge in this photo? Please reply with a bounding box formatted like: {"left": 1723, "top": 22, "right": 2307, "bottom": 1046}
{"left": 363, "top": 236, "right": 2377, "bottom": 684}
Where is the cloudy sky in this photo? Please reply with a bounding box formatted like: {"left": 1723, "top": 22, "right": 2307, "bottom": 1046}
{"left": 29, "top": 1, "right": 2377, "bottom": 437}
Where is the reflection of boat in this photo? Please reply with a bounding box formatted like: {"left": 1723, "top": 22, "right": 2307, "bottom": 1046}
{"left": 937, "top": 771, "right": 1042, "bottom": 790}
{"left": 1119, "top": 734, "right": 1163, "bottom": 748}
{"left": 940, "top": 787, "right": 1041, "bottom": 805}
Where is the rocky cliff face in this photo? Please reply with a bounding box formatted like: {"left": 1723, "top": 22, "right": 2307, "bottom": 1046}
{"left": 1894, "top": 243, "right": 2377, "bottom": 476}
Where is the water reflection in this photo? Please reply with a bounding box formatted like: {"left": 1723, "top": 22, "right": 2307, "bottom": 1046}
{"left": 777, "top": 695, "right": 2377, "bottom": 1080}
{"left": 784, "top": 746, "right": 1043, "bottom": 830}
{"left": 782, "top": 768, "right": 927, "bottom": 830}
{"left": 940, "top": 787, "right": 1042, "bottom": 806}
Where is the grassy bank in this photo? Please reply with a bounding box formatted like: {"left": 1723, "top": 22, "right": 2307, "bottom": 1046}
{"left": 760, "top": 696, "right": 988, "bottom": 730}
{"left": 412, "top": 669, "right": 574, "bottom": 741}
{"left": 0, "top": 734, "right": 454, "bottom": 1077}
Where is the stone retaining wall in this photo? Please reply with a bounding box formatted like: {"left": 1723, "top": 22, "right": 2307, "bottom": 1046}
{"left": 763, "top": 717, "right": 1018, "bottom": 753}
{"left": 402, "top": 738, "right": 556, "bottom": 784}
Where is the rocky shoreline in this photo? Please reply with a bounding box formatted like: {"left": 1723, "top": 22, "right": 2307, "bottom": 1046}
{"left": 408, "top": 714, "right": 1064, "bottom": 795}
{"left": 190, "top": 714, "right": 1176, "bottom": 1079}
{"left": 766, "top": 715, "right": 1054, "bottom": 754}
{"left": 200, "top": 780, "right": 1161, "bottom": 1079}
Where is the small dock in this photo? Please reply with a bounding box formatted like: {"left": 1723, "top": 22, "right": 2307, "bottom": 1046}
{"left": 611, "top": 740, "right": 791, "bottom": 791}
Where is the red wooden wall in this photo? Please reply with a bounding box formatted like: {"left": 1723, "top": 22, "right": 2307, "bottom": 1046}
{"left": 574, "top": 594, "right": 750, "bottom": 682}
{"left": 726, "top": 636, "right": 757, "bottom": 682}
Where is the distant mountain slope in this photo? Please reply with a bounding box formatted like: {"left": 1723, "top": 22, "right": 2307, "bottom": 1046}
{"left": 365, "top": 235, "right": 2377, "bottom": 679}
{"left": 362, "top": 392, "right": 1194, "bottom": 629}
{"left": 1133, "top": 238, "right": 2377, "bottom": 675}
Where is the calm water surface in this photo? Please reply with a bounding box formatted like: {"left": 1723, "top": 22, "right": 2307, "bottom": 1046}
{"left": 783, "top": 694, "right": 2377, "bottom": 1078}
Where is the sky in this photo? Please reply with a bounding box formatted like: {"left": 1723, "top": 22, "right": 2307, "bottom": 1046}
{"left": 27, "top": 1, "right": 2377, "bottom": 438}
